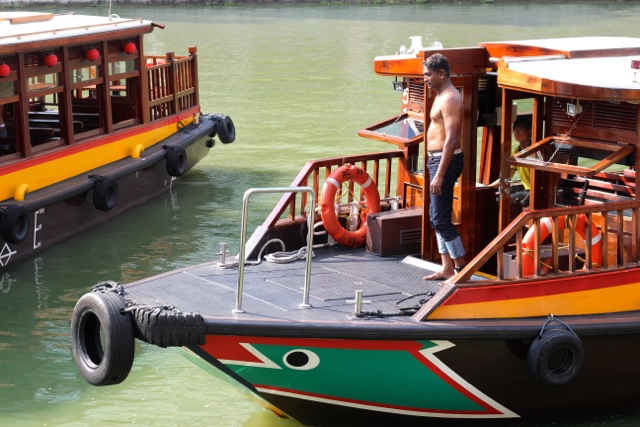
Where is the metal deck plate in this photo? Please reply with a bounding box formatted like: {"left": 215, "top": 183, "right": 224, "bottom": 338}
{"left": 123, "top": 246, "right": 445, "bottom": 322}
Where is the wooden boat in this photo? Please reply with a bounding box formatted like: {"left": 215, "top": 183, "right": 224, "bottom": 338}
{"left": 72, "top": 36, "right": 640, "bottom": 426}
{"left": 0, "top": 12, "right": 235, "bottom": 270}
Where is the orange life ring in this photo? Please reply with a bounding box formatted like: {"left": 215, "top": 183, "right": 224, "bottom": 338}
{"left": 522, "top": 214, "right": 602, "bottom": 276}
{"left": 320, "top": 164, "right": 381, "bottom": 248}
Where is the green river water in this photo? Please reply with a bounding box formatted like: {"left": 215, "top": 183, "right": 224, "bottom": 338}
{"left": 2, "top": 3, "right": 640, "bottom": 426}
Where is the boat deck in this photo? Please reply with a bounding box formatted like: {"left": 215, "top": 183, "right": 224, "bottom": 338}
{"left": 123, "top": 246, "right": 447, "bottom": 323}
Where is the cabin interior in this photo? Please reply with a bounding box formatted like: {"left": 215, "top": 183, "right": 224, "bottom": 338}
{"left": 0, "top": 14, "right": 198, "bottom": 167}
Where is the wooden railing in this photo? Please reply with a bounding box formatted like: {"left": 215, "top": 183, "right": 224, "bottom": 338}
{"left": 262, "top": 150, "right": 405, "bottom": 229}
{"left": 453, "top": 200, "right": 640, "bottom": 285}
{"left": 146, "top": 50, "right": 197, "bottom": 121}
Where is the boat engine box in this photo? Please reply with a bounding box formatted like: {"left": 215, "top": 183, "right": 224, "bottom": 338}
{"left": 366, "top": 207, "right": 422, "bottom": 257}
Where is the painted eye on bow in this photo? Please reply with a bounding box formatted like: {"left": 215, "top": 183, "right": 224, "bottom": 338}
{"left": 282, "top": 349, "right": 320, "bottom": 370}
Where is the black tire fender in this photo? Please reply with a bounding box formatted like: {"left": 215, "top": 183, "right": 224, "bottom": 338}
{"left": 215, "top": 115, "right": 236, "bottom": 144}
{"left": 527, "top": 328, "right": 584, "bottom": 386}
{"left": 71, "top": 291, "right": 135, "bottom": 386}
{"left": 0, "top": 205, "right": 29, "bottom": 244}
{"left": 166, "top": 146, "right": 187, "bottom": 177}
{"left": 92, "top": 176, "right": 118, "bottom": 211}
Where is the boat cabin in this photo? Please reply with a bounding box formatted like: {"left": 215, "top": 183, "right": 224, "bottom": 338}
{"left": 365, "top": 37, "right": 640, "bottom": 282}
{"left": 0, "top": 12, "right": 199, "bottom": 198}
{"left": 0, "top": 11, "right": 226, "bottom": 270}
{"left": 251, "top": 37, "right": 640, "bottom": 287}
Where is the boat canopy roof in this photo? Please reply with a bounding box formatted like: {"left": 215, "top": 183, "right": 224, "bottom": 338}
{"left": 498, "top": 54, "right": 640, "bottom": 101}
{"left": 0, "top": 12, "right": 154, "bottom": 54}
{"left": 480, "top": 37, "right": 640, "bottom": 59}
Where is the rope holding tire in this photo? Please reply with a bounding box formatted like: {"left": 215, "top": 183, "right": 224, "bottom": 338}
{"left": 0, "top": 205, "right": 29, "bottom": 244}
{"left": 320, "top": 164, "right": 381, "bottom": 248}
{"left": 165, "top": 146, "right": 188, "bottom": 177}
{"left": 71, "top": 290, "right": 135, "bottom": 386}
{"left": 527, "top": 327, "right": 584, "bottom": 386}
{"left": 92, "top": 176, "right": 118, "bottom": 211}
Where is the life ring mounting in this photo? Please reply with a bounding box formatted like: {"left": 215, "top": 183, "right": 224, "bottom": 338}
{"left": 320, "top": 164, "right": 381, "bottom": 248}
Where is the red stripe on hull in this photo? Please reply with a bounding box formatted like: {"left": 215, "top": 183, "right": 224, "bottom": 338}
{"left": 444, "top": 269, "right": 640, "bottom": 306}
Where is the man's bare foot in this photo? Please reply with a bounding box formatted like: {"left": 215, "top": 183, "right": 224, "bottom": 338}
{"left": 422, "top": 271, "right": 454, "bottom": 281}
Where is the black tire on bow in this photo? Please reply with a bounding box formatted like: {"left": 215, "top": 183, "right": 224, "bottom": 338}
{"left": 92, "top": 176, "right": 118, "bottom": 211}
{"left": 71, "top": 291, "right": 135, "bottom": 386}
{"left": 215, "top": 115, "right": 236, "bottom": 144}
{"left": 166, "top": 146, "right": 187, "bottom": 177}
{"left": 527, "top": 328, "right": 584, "bottom": 386}
{"left": 0, "top": 205, "right": 29, "bottom": 244}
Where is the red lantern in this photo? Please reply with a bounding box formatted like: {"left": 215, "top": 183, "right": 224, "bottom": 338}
{"left": 43, "top": 53, "right": 58, "bottom": 67}
{"left": 0, "top": 63, "right": 9, "bottom": 78}
{"left": 122, "top": 42, "right": 136, "bottom": 54}
{"left": 85, "top": 48, "right": 99, "bottom": 61}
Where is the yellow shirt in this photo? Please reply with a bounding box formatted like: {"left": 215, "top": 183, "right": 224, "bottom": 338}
{"left": 512, "top": 145, "right": 531, "bottom": 191}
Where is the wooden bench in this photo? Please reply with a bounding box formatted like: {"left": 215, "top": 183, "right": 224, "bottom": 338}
{"left": 556, "top": 170, "right": 636, "bottom": 206}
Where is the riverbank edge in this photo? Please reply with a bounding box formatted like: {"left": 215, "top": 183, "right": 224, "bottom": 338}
{"left": 0, "top": 0, "right": 628, "bottom": 8}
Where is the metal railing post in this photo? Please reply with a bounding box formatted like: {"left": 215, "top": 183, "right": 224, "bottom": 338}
{"left": 234, "top": 187, "right": 315, "bottom": 313}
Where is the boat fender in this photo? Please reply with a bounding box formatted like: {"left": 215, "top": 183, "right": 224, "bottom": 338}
{"left": 0, "top": 205, "right": 29, "bottom": 244}
{"left": 320, "top": 164, "right": 381, "bottom": 248}
{"left": 165, "top": 146, "right": 188, "bottom": 177}
{"left": 92, "top": 176, "right": 118, "bottom": 211}
{"left": 71, "top": 290, "right": 135, "bottom": 386}
{"left": 215, "top": 114, "right": 236, "bottom": 144}
{"left": 527, "top": 328, "right": 584, "bottom": 386}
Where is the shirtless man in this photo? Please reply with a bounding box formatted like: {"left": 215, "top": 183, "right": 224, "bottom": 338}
{"left": 422, "top": 53, "right": 465, "bottom": 281}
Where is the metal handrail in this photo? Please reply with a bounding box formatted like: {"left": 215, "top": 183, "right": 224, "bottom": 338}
{"left": 234, "top": 186, "right": 316, "bottom": 313}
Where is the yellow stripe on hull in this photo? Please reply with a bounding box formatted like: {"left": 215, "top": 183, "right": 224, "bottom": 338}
{"left": 429, "top": 282, "right": 640, "bottom": 320}
{"left": 0, "top": 114, "right": 195, "bottom": 202}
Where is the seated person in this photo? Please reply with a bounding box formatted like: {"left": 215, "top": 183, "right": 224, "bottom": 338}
{"left": 489, "top": 116, "right": 532, "bottom": 206}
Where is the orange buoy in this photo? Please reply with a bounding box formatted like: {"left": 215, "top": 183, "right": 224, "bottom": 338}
{"left": 522, "top": 214, "right": 602, "bottom": 276}
{"left": 320, "top": 164, "right": 380, "bottom": 248}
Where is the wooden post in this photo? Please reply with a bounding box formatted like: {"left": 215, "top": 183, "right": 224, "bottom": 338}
{"left": 60, "top": 47, "right": 74, "bottom": 145}
{"left": 166, "top": 51, "right": 177, "bottom": 115}
{"left": 189, "top": 46, "right": 199, "bottom": 109}
{"left": 498, "top": 89, "right": 514, "bottom": 235}
{"left": 16, "top": 52, "right": 31, "bottom": 158}
{"left": 139, "top": 36, "right": 150, "bottom": 124}
{"left": 101, "top": 41, "right": 113, "bottom": 134}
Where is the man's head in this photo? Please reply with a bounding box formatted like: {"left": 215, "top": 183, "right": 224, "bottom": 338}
{"left": 423, "top": 53, "right": 450, "bottom": 91}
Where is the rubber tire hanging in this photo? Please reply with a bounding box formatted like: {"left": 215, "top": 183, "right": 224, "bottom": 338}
{"left": 215, "top": 115, "right": 236, "bottom": 144}
{"left": 92, "top": 176, "right": 118, "bottom": 211}
{"left": 527, "top": 328, "right": 584, "bottom": 386}
{"left": 166, "top": 146, "right": 188, "bottom": 177}
{"left": 0, "top": 205, "right": 29, "bottom": 244}
{"left": 71, "top": 291, "right": 135, "bottom": 386}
